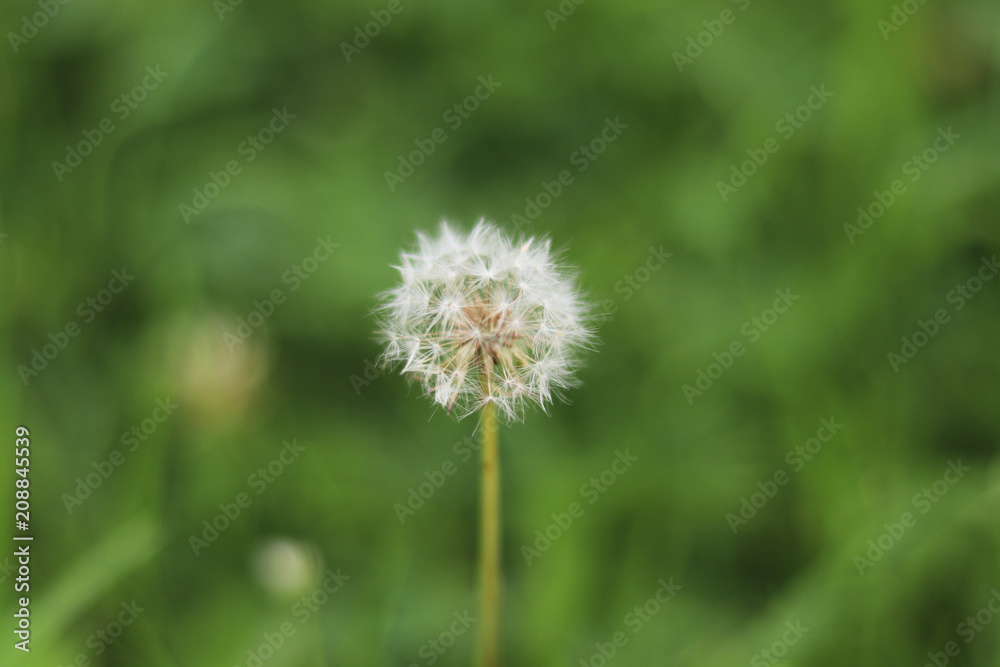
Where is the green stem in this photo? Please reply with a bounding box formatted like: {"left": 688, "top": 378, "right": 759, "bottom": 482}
{"left": 476, "top": 400, "right": 501, "bottom": 667}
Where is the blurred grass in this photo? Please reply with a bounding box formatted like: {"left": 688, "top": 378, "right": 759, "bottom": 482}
{"left": 1, "top": 0, "right": 1000, "bottom": 665}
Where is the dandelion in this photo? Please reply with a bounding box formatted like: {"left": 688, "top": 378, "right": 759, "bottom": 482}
{"left": 376, "top": 219, "right": 596, "bottom": 666}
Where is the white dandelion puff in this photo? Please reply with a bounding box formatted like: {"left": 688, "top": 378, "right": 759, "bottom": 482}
{"left": 375, "top": 219, "right": 596, "bottom": 422}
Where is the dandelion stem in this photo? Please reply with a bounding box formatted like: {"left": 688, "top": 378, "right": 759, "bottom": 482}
{"left": 476, "top": 399, "right": 501, "bottom": 667}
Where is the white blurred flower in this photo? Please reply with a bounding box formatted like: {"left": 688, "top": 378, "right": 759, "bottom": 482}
{"left": 376, "top": 219, "right": 595, "bottom": 422}
{"left": 252, "top": 537, "right": 322, "bottom": 598}
{"left": 163, "top": 312, "right": 268, "bottom": 434}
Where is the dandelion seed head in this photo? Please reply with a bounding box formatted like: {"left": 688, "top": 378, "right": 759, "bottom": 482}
{"left": 376, "top": 219, "right": 596, "bottom": 422}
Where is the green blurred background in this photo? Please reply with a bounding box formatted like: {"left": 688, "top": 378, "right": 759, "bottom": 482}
{"left": 2, "top": 0, "right": 999, "bottom": 665}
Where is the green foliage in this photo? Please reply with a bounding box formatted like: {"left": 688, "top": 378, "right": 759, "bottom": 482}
{"left": 1, "top": 0, "right": 999, "bottom": 664}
